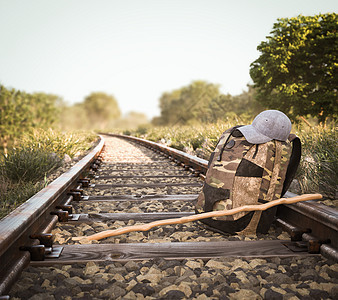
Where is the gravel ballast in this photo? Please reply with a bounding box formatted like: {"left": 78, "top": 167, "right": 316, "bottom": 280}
{"left": 9, "top": 135, "right": 338, "bottom": 299}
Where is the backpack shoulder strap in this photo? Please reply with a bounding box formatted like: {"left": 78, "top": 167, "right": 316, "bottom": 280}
{"left": 281, "top": 134, "right": 301, "bottom": 196}
{"left": 207, "top": 125, "right": 243, "bottom": 168}
{"left": 216, "top": 125, "right": 243, "bottom": 162}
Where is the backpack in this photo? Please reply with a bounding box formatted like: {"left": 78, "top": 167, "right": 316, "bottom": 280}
{"left": 195, "top": 125, "right": 301, "bottom": 235}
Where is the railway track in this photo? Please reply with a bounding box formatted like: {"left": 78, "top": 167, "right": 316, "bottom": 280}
{"left": 1, "top": 134, "right": 337, "bottom": 299}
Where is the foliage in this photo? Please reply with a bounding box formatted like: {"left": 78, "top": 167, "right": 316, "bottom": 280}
{"left": 20, "top": 129, "right": 97, "bottom": 159}
{"left": 1, "top": 148, "right": 61, "bottom": 183}
{"left": 153, "top": 81, "right": 262, "bottom": 126}
{"left": 0, "top": 178, "right": 43, "bottom": 219}
{"left": 59, "top": 92, "right": 127, "bottom": 131}
{"left": 83, "top": 92, "right": 121, "bottom": 129}
{"left": 296, "top": 124, "right": 337, "bottom": 199}
{"left": 208, "top": 86, "right": 263, "bottom": 122}
{"left": 0, "top": 84, "right": 62, "bottom": 153}
{"left": 250, "top": 13, "right": 338, "bottom": 122}
{"left": 156, "top": 80, "right": 221, "bottom": 125}
{"left": 0, "top": 129, "right": 98, "bottom": 219}
{"left": 130, "top": 120, "right": 237, "bottom": 159}
{"left": 58, "top": 102, "right": 88, "bottom": 131}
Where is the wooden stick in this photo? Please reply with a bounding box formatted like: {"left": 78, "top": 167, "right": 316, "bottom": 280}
{"left": 73, "top": 193, "right": 322, "bottom": 241}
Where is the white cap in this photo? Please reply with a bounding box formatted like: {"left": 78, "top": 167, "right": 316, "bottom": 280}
{"left": 237, "top": 110, "right": 292, "bottom": 144}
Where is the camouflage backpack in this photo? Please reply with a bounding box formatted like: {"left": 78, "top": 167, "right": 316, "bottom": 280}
{"left": 195, "top": 125, "right": 301, "bottom": 235}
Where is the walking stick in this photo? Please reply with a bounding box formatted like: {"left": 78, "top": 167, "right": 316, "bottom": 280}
{"left": 72, "top": 193, "right": 322, "bottom": 241}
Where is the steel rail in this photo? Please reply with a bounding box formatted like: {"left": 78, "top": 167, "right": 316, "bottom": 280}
{"left": 1, "top": 133, "right": 337, "bottom": 295}
{"left": 110, "top": 134, "right": 338, "bottom": 261}
{"left": 0, "top": 136, "right": 105, "bottom": 295}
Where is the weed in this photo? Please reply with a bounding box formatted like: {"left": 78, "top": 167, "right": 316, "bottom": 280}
{"left": 296, "top": 124, "right": 337, "bottom": 199}
{"left": 0, "top": 129, "right": 97, "bottom": 219}
{"left": 0, "top": 177, "right": 43, "bottom": 219}
{"left": 1, "top": 147, "right": 62, "bottom": 183}
{"left": 19, "top": 129, "right": 97, "bottom": 159}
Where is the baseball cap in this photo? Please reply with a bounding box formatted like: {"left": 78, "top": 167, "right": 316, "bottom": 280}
{"left": 237, "top": 110, "right": 292, "bottom": 144}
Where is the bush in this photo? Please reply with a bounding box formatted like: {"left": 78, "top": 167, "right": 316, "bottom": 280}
{"left": 1, "top": 147, "right": 61, "bottom": 183}
{"left": 0, "top": 178, "right": 43, "bottom": 219}
{"left": 296, "top": 124, "right": 337, "bottom": 199}
{"left": 0, "top": 129, "right": 98, "bottom": 220}
{"left": 20, "top": 129, "right": 97, "bottom": 159}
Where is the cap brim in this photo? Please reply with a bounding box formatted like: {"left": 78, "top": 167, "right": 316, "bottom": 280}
{"left": 237, "top": 125, "right": 272, "bottom": 144}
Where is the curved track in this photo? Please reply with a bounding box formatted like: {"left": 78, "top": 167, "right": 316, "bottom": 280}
{"left": 1, "top": 134, "right": 337, "bottom": 299}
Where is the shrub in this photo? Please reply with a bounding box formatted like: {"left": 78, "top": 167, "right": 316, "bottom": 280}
{"left": 1, "top": 147, "right": 61, "bottom": 183}
{"left": 20, "top": 129, "right": 97, "bottom": 159}
{"left": 0, "top": 179, "right": 43, "bottom": 219}
{"left": 296, "top": 124, "right": 337, "bottom": 199}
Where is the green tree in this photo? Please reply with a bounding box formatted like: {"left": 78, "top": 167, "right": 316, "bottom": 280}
{"left": 83, "top": 92, "right": 121, "bottom": 129}
{"left": 156, "top": 81, "right": 220, "bottom": 125}
{"left": 29, "top": 93, "right": 62, "bottom": 128}
{"left": 207, "top": 86, "right": 263, "bottom": 122}
{"left": 0, "top": 85, "right": 61, "bottom": 153}
{"left": 250, "top": 13, "right": 338, "bottom": 122}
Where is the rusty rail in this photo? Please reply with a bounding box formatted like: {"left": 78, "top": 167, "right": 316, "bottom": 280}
{"left": 1, "top": 133, "right": 337, "bottom": 295}
{"left": 0, "top": 137, "right": 105, "bottom": 295}
{"left": 112, "top": 134, "right": 338, "bottom": 261}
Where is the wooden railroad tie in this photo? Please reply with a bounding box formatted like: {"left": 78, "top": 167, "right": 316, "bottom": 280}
{"left": 73, "top": 193, "right": 322, "bottom": 241}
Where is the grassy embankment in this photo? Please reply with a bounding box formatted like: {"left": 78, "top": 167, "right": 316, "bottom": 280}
{"left": 0, "top": 129, "right": 97, "bottom": 219}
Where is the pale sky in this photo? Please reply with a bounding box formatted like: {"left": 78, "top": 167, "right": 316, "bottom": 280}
{"left": 0, "top": 1, "right": 336, "bottom": 118}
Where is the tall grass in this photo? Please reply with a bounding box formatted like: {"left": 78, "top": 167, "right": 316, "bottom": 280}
{"left": 0, "top": 129, "right": 98, "bottom": 219}
{"left": 128, "top": 121, "right": 236, "bottom": 159}
{"left": 0, "top": 177, "right": 43, "bottom": 219}
{"left": 20, "top": 129, "right": 97, "bottom": 159}
{"left": 1, "top": 148, "right": 61, "bottom": 183}
{"left": 296, "top": 124, "right": 337, "bottom": 199}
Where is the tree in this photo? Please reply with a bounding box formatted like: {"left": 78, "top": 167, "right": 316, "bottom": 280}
{"left": 83, "top": 92, "right": 121, "bottom": 129}
{"left": 207, "top": 86, "right": 263, "bottom": 122}
{"left": 156, "top": 81, "right": 220, "bottom": 125}
{"left": 250, "top": 13, "right": 338, "bottom": 122}
{"left": 29, "top": 93, "right": 62, "bottom": 128}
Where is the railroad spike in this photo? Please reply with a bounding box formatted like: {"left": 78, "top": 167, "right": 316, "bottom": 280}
{"left": 50, "top": 210, "right": 69, "bottom": 222}
{"left": 78, "top": 178, "right": 90, "bottom": 188}
{"left": 68, "top": 191, "right": 83, "bottom": 201}
{"left": 20, "top": 245, "right": 45, "bottom": 261}
{"left": 275, "top": 218, "right": 311, "bottom": 241}
{"left": 70, "top": 188, "right": 84, "bottom": 195}
{"left": 307, "top": 239, "right": 331, "bottom": 254}
{"left": 30, "top": 233, "right": 54, "bottom": 248}
{"left": 303, "top": 233, "right": 331, "bottom": 254}
{"left": 56, "top": 205, "right": 73, "bottom": 214}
